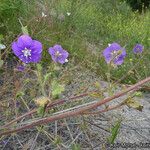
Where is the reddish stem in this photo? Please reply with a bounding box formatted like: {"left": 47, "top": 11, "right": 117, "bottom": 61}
{"left": 82, "top": 102, "right": 124, "bottom": 115}
{"left": 2, "top": 90, "right": 98, "bottom": 128}
{"left": 1, "top": 76, "right": 150, "bottom": 136}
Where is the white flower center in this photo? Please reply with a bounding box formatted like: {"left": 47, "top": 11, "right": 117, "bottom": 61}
{"left": 55, "top": 51, "right": 62, "bottom": 57}
{"left": 111, "top": 50, "right": 122, "bottom": 59}
{"left": 136, "top": 47, "right": 141, "bottom": 52}
{"left": 22, "top": 48, "right": 31, "bottom": 58}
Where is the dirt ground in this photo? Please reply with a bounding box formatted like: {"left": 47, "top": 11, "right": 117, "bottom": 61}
{"left": 0, "top": 64, "right": 150, "bottom": 150}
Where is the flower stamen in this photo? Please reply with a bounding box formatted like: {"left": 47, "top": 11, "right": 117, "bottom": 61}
{"left": 55, "top": 51, "right": 62, "bottom": 57}
{"left": 22, "top": 48, "right": 31, "bottom": 58}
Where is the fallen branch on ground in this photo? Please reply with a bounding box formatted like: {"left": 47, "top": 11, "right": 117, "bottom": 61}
{"left": 0, "top": 76, "right": 150, "bottom": 136}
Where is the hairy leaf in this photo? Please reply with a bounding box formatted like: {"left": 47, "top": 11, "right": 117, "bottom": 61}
{"left": 37, "top": 106, "right": 45, "bottom": 117}
{"left": 21, "top": 26, "right": 29, "bottom": 35}
{"left": 125, "top": 97, "right": 143, "bottom": 111}
{"left": 71, "top": 144, "right": 81, "bottom": 150}
{"left": 51, "top": 80, "right": 65, "bottom": 98}
{"left": 34, "top": 96, "right": 49, "bottom": 107}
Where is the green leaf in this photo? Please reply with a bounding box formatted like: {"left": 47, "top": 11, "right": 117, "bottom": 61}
{"left": 125, "top": 97, "right": 143, "bottom": 111}
{"left": 134, "top": 91, "right": 142, "bottom": 97}
{"left": 71, "top": 144, "right": 81, "bottom": 150}
{"left": 53, "top": 64, "right": 60, "bottom": 71}
{"left": 36, "top": 64, "right": 42, "bottom": 72}
{"left": 0, "top": 34, "right": 3, "bottom": 42}
{"left": 94, "top": 81, "right": 101, "bottom": 89}
{"left": 0, "top": 59, "right": 4, "bottom": 68}
{"left": 34, "top": 96, "right": 49, "bottom": 107}
{"left": 89, "top": 91, "right": 103, "bottom": 98}
{"left": 37, "top": 106, "right": 45, "bottom": 117}
{"left": 108, "top": 119, "right": 122, "bottom": 144}
{"left": 23, "top": 78, "right": 30, "bottom": 84}
{"left": 54, "top": 136, "right": 62, "bottom": 145}
{"left": 21, "top": 26, "right": 29, "bottom": 35}
{"left": 51, "top": 80, "right": 65, "bottom": 98}
{"left": 16, "top": 91, "right": 24, "bottom": 98}
{"left": 44, "top": 72, "right": 52, "bottom": 82}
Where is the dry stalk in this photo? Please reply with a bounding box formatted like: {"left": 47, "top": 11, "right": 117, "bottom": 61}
{"left": 2, "top": 90, "right": 98, "bottom": 129}
{"left": 0, "top": 76, "right": 150, "bottom": 136}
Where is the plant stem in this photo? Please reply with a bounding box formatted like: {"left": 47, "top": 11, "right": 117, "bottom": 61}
{"left": 36, "top": 64, "right": 47, "bottom": 96}
{"left": 107, "top": 64, "right": 112, "bottom": 96}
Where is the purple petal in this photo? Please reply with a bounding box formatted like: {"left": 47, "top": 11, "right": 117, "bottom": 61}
{"left": 48, "top": 47, "right": 55, "bottom": 56}
{"left": 103, "top": 47, "right": 112, "bottom": 57}
{"left": 109, "top": 43, "right": 122, "bottom": 51}
{"left": 17, "top": 35, "right": 32, "bottom": 48}
{"left": 48, "top": 47, "right": 57, "bottom": 62}
{"left": 30, "top": 40, "right": 42, "bottom": 54}
{"left": 58, "top": 59, "right": 66, "bottom": 64}
{"left": 53, "top": 44, "right": 63, "bottom": 52}
{"left": 12, "top": 42, "right": 22, "bottom": 56}
{"left": 120, "top": 49, "right": 126, "bottom": 59}
{"left": 114, "top": 59, "right": 124, "bottom": 65}
{"left": 58, "top": 50, "right": 69, "bottom": 64}
{"left": 62, "top": 50, "right": 69, "bottom": 58}
{"left": 18, "top": 55, "right": 31, "bottom": 63}
{"left": 133, "top": 44, "right": 143, "bottom": 54}
{"left": 114, "top": 55, "right": 124, "bottom": 65}
{"left": 31, "top": 54, "right": 42, "bottom": 63}
{"left": 17, "top": 65, "right": 25, "bottom": 71}
{"left": 51, "top": 56, "right": 57, "bottom": 62}
{"left": 104, "top": 55, "right": 112, "bottom": 63}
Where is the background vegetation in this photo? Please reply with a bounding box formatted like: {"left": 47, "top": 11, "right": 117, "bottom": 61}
{"left": 0, "top": 0, "right": 150, "bottom": 83}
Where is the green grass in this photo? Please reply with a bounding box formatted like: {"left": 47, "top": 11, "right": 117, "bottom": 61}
{"left": 1, "top": 0, "right": 150, "bottom": 84}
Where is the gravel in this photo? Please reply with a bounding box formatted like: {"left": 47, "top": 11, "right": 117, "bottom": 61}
{"left": 1, "top": 65, "right": 150, "bottom": 149}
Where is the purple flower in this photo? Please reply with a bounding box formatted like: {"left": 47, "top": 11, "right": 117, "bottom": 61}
{"left": 17, "top": 65, "right": 25, "bottom": 72}
{"left": 2, "top": 140, "right": 7, "bottom": 145}
{"left": 133, "top": 44, "right": 143, "bottom": 54}
{"left": 48, "top": 44, "right": 69, "bottom": 64}
{"left": 103, "top": 43, "right": 126, "bottom": 65}
{"left": 12, "top": 35, "right": 42, "bottom": 63}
